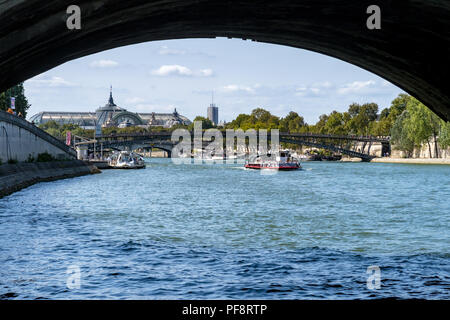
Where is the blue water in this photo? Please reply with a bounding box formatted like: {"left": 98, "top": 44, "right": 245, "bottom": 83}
{"left": 0, "top": 159, "right": 449, "bottom": 299}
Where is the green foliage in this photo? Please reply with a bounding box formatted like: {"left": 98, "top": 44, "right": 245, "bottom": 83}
{"left": 323, "top": 111, "right": 347, "bottom": 135}
{"left": 226, "top": 108, "right": 306, "bottom": 132}
{"left": 36, "top": 152, "right": 56, "bottom": 162}
{"left": 0, "top": 83, "right": 31, "bottom": 117}
{"left": 7, "top": 158, "right": 18, "bottom": 164}
{"left": 438, "top": 121, "right": 450, "bottom": 149}
{"left": 26, "top": 154, "right": 35, "bottom": 163}
{"left": 390, "top": 96, "right": 443, "bottom": 157}
{"left": 189, "top": 116, "right": 215, "bottom": 130}
{"left": 347, "top": 103, "right": 379, "bottom": 135}
{"left": 391, "top": 110, "right": 415, "bottom": 157}
{"left": 102, "top": 126, "right": 148, "bottom": 135}
{"left": 39, "top": 121, "right": 92, "bottom": 140}
{"left": 279, "top": 111, "right": 305, "bottom": 132}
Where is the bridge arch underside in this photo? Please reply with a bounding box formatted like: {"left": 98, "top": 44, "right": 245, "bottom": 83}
{"left": 98, "top": 141, "right": 173, "bottom": 156}
{"left": 1, "top": 1, "right": 450, "bottom": 120}
{"left": 279, "top": 138, "right": 379, "bottom": 162}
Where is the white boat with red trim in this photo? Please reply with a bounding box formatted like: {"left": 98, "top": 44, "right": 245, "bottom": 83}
{"left": 244, "top": 150, "right": 301, "bottom": 170}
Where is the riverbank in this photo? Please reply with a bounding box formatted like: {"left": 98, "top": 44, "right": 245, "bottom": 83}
{"left": 0, "top": 160, "right": 100, "bottom": 198}
{"left": 371, "top": 158, "right": 450, "bottom": 165}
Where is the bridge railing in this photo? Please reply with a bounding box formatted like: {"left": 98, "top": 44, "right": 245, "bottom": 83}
{"left": 97, "top": 130, "right": 390, "bottom": 142}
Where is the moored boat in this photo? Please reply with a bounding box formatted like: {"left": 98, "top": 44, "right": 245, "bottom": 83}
{"left": 108, "top": 151, "right": 146, "bottom": 169}
{"left": 244, "top": 150, "right": 301, "bottom": 170}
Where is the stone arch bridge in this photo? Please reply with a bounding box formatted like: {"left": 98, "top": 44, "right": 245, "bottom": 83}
{"left": 1, "top": 1, "right": 450, "bottom": 121}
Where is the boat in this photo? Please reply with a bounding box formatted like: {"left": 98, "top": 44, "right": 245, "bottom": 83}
{"left": 108, "top": 151, "right": 146, "bottom": 169}
{"left": 244, "top": 150, "right": 301, "bottom": 170}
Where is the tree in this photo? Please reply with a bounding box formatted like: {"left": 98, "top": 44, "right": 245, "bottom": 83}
{"left": 438, "top": 121, "right": 450, "bottom": 150}
{"left": 311, "top": 114, "right": 329, "bottom": 134}
{"left": 347, "top": 103, "right": 379, "bottom": 135}
{"left": 0, "top": 83, "right": 31, "bottom": 117}
{"left": 279, "top": 111, "right": 305, "bottom": 132}
{"left": 348, "top": 103, "right": 361, "bottom": 118}
{"left": 389, "top": 93, "right": 410, "bottom": 118}
{"left": 251, "top": 108, "right": 272, "bottom": 123}
{"left": 389, "top": 96, "right": 442, "bottom": 158}
{"left": 391, "top": 110, "right": 415, "bottom": 157}
{"left": 189, "top": 116, "right": 214, "bottom": 130}
{"left": 227, "top": 114, "right": 251, "bottom": 129}
{"left": 323, "top": 111, "right": 346, "bottom": 135}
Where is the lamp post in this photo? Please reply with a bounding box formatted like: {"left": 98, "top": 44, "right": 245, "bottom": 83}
{"left": 94, "top": 118, "right": 102, "bottom": 160}
{"left": 93, "top": 120, "right": 96, "bottom": 161}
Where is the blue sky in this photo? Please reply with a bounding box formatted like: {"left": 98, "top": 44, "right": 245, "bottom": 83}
{"left": 24, "top": 38, "right": 403, "bottom": 124}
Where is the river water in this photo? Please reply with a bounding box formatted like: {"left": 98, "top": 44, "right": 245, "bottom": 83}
{"left": 0, "top": 159, "right": 449, "bottom": 299}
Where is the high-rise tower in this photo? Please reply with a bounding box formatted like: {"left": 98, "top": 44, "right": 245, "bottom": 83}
{"left": 207, "top": 91, "right": 219, "bottom": 125}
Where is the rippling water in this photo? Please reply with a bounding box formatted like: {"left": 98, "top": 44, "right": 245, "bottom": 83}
{"left": 0, "top": 159, "right": 449, "bottom": 299}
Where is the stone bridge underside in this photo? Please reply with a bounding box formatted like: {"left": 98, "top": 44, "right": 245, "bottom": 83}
{"left": 1, "top": 0, "right": 449, "bottom": 120}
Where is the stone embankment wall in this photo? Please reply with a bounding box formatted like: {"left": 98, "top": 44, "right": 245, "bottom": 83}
{"left": 0, "top": 111, "right": 76, "bottom": 162}
{"left": 0, "top": 160, "right": 100, "bottom": 198}
{"left": 390, "top": 140, "right": 450, "bottom": 159}
{"left": 351, "top": 142, "right": 383, "bottom": 157}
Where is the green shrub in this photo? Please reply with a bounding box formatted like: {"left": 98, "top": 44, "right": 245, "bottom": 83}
{"left": 36, "top": 152, "right": 56, "bottom": 162}
{"left": 7, "top": 158, "right": 18, "bottom": 164}
{"left": 26, "top": 154, "right": 35, "bottom": 163}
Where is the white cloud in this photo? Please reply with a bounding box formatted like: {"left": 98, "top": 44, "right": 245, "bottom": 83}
{"left": 199, "top": 69, "right": 213, "bottom": 77}
{"left": 151, "top": 65, "right": 213, "bottom": 77}
{"left": 90, "top": 60, "right": 119, "bottom": 68}
{"left": 311, "top": 81, "right": 333, "bottom": 89}
{"left": 27, "top": 75, "right": 76, "bottom": 87}
{"left": 158, "top": 46, "right": 186, "bottom": 55}
{"left": 294, "top": 82, "right": 335, "bottom": 97}
{"left": 220, "top": 84, "right": 256, "bottom": 95}
{"left": 152, "top": 65, "right": 193, "bottom": 76}
{"left": 337, "top": 80, "right": 376, "bottom": 95}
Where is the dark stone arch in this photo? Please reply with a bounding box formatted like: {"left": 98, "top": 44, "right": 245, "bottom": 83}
{"left": 1, "top": 0, "right": 449, "bottom": 120}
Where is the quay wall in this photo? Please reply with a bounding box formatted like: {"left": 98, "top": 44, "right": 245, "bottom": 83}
{"left": 0, "top": 160, "right": 100, "bottom": 198}
{"left": 0, "top": 111, "right": 76, "bottom": 162}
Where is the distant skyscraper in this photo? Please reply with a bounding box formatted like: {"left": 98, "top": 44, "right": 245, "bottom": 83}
{"left": 207, "top": 104, "right": 219, "bottom": 125}
{"left": 207, "top": 92, "right": 219, "bottom": 125}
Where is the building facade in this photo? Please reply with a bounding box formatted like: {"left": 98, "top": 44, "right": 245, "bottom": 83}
{"left": 29, "top": 89, "right": 191, "bottom": 129}
{"left": 207, "top": 104, "right": 219, "bottom": 125}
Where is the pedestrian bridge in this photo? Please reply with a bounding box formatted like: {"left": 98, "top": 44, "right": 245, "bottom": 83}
{"left": 86, "top": 132, "right": 390, "bottom": 161}
{"left": 1, "top": 1, "right": 450, "bottom": 121}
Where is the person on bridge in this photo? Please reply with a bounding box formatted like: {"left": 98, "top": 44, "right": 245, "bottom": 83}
{"left": 6, "top": 107, "right": 14, "bottom": 114}
{"left": 17, "top": 112, "right": 23, "bottom": 118}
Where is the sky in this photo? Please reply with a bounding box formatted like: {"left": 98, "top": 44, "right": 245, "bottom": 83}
{"left": 24, "top": 38, "right": 404, "bottom": 124}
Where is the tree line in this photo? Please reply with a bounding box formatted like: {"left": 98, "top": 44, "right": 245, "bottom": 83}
{"left": 217, "top": 94, "right": 449, "bottom": 158}
{"left": 0, "top": 83, "right": 31, "bottom": 117}
{"left": 2, "top": 83, "right": 449, "bottom": 158}
{"left": 32, "top": 93, "right": 450, "bottom": 158}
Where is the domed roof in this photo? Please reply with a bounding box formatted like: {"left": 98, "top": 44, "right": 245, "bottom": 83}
{"left": 96, "top": 86, "right": 125, "bottom": 113}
